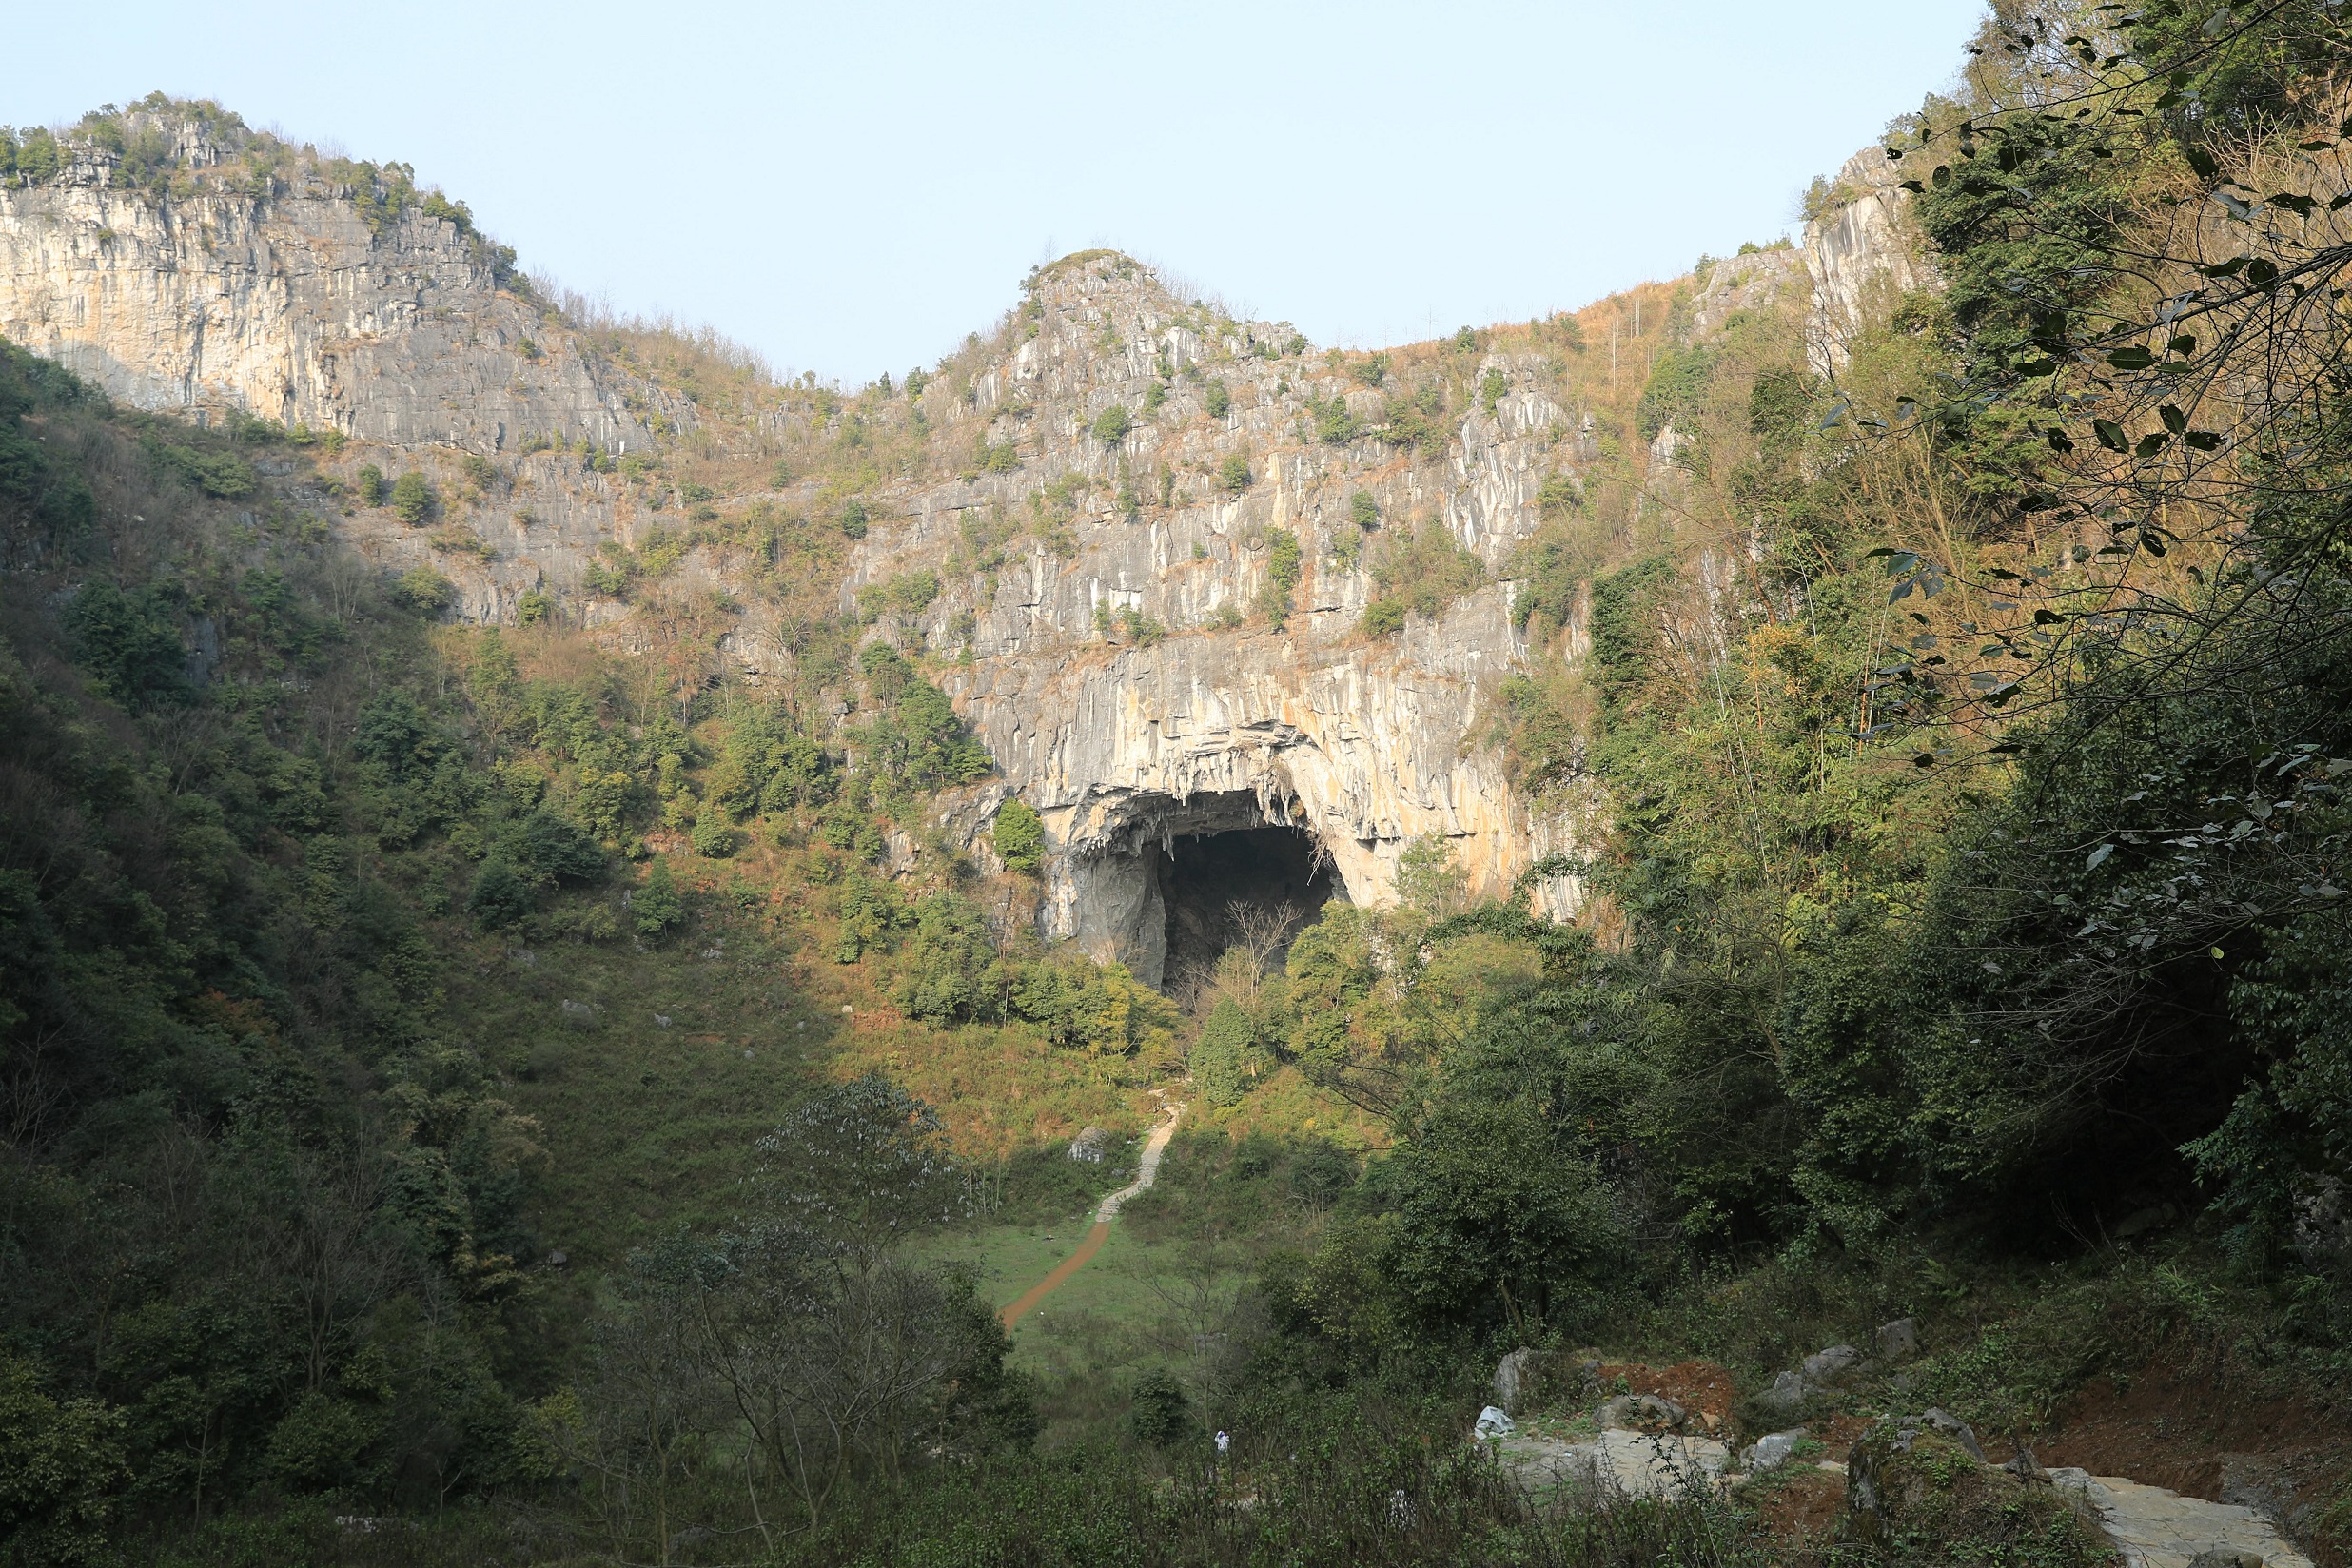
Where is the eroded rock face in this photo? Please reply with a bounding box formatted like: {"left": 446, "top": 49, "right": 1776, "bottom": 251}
{"left": 0, "top": 117, "right": 1923, "bottom": 970}
{"left": 0, "top": 127, "right": 662, "bottom": 452}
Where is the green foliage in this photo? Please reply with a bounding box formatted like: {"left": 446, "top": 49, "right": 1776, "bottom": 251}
{"left": 388, "top": 469, "right": 434, "bottom": 524}
{"left": 1367, "top": 524, "right": 1483, "bottom": 623}
{"left": 354, "top": 463, "right": 386, "bottom": 505}
{"left": 0, "top": 1354, "right": 128, "bottom": 1567}
{"left": 633, "top": 860, "right": 686, "bottom": 938}
{"left": 64, "top": 580, "right": 186, "bottom": 707}
{"left": 853, "top": 643, "right": 993, "bottom": 793}
{"left": 1204, "top": 379, "right": 1230, "bottom": 419}
{"left": 391, "top": 564, "right": 454, "bottom": 617}
{"left": 1479, "top": 367, "right": 1507, "bottom": 414}
{"left": 1637, "top": 343, "right": 1714, "bottom": 440}
{"left": 468, "top": 858, "right": 538, "bottom": 930}
{"left": 150, "top": 440, "right": 258, "bottom": 499}
{"left": 993, "top": 797, "right": 1044, "bottom": 874}
{"left": 1261, "top": 527, "right": 1302, "bottom": 626}
{"left": 1127, "top": 1369, "right": 1195, "bottom": 1447}
{"left": 1359, "top": 600, "right": 1404, "bottom": 637}
{"left": 1189, "top": 998, "right": 1256, "bottom": 1107}
{"left": 1088, "top": 402, "right": 1131, "bottom": 443}
{"left": 1347, "top": 490, "right": 1379, "bottom": 530}
{"left": 839, "top": 496, "right": 870, "bottom": 538}
{"left": 1218, "top": 452, "right": 1251, "bottom": 492}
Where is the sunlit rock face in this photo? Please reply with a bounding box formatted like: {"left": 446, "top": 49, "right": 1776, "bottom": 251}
{"left": 3, "top": 124, "right": 1926, "bottom": 971}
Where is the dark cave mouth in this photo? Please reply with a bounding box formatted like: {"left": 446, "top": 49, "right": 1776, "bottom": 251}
{"left": 1158, "top": 824, "right": 1338, "bottom": 987}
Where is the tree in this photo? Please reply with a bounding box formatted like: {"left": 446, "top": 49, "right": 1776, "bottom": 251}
{"left": 389, "top": 470, "right": 434, "bottom": 525}
{"left": 1089, "top": 403, "right": 1132, "bottom": 444}
{"left": 1204, "top": 380, "right": 1231, "bottom": 419}
{"left": 994, "top": 798, "right": 1044, "bottom": 873}
{"left": 355, "top": 463, "right": 387, "bottom": 505}
{"left": 0, "top": 1355, "right": 128, "bottom": 1567}
{"left": 634, "top": 861, "right": 686, "bottom": 939}
{"left": 1189, "top": 999, "right": 1255, "bottom": 1107}
{"left": 63, "top": 581, "right": 186, "bottom": 707}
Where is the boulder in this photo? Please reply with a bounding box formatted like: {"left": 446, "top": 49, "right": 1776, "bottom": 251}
{"left": 1475, "top": 1405, "right": 1515, "bottom": 1440}
{"left": 1597, "top": 1392, "right": 1689, "bottom": 1433}
{"left": 1494, "top": 1347, "right": 1551, "bottom": 1414}
{"left": 1876, "top": 1316, "right": 1920, "bottom": 1362}
{"left": 1068, "top": 1127, "right": 1116, "bottom": 1163}
{"left": 1750, "top": 1369, "right": 1813, "bottom": 1423}
{"left": 1846, "top": 1418, "right": 2107, "bottom": 1564}
{"left": 1742, "top": 1429, "right": 1810, "bottom": 1473}
{"left": 1802, "top": 1343, "right": 1864, "bottom": 1386}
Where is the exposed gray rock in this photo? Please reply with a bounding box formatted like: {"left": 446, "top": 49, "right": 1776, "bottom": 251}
{"left": 1742, "top": 1429, "right": 1810, "bottom": 1473}
{"left": 1495, "top": 1347, "right": 1551, "bottom": 1415}
{"left": 1802, "top": 1343, "right": 1864, "bottom": 1386}
{"left": 1751, "top": 1370, "right": 1813, "bottom": 1423}
{"left": 1068, "top": 1127, "right": 1116, "bottom": 1163}
{"left": 1875, "top": 1316, "right": 1920, "bottom": 1362}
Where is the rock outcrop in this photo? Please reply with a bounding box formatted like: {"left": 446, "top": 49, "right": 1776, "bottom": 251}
{"left": 0, "top": 101, "right": 1931, "bottom": 981}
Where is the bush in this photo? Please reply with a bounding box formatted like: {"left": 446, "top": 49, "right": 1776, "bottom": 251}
{"left": 1089, "top": 403, "right": 1131, "bottom": 443}
{"left": 633, "top": 861, "right": 685, "bottom": 938}
{"left": 515, "top": 590, "right": 552, "bottom": 625}
{"left": 1128, "top": 1371, "right": 1195, "bottom": 1447}
{"left": 1360, "top": 600, "right": 1405, "bottom": 637}
{"left": 994, "top": 798, "right": 1045, "bottom": 874}
{"left": 354, "top": 463, "right": 387, "bottom": 505}
{"left": 1348, "top": 490, "right": 1379, "bottom": 530}
{"left": 389, "top": 470, "right": 434, "bottom": 524}
{"left": 392, "top": 566, "right": 454, "bottom": 617}
{"left": 840, "top": 497, "right": 869, "bottom": 539}
{"left": 689, "top": 814, "right": 738, "bottom": 858}
{"left": 1143, "top": 381, "right": 1166, "bottom": 412}
{"left": 1204, "top": 380, "right": 1230, "bottom": 419}
{"left": 64, "top": 582, "right": 186, "bottom": 708}
{"left": 1480, "top": 368, "right": 1507, "bottom": 414}
{"left": 1219, "top": 453, "right": 1251, "bottom": 493}
{"left": 1190, "top": 999, "right": 1255, "bottom": 1107}
{"left": 468, "top": 859, "right": 537, "bottom": 931}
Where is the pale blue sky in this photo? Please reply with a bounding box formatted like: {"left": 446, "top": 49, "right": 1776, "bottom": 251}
{"left": 13, "top": 2, "right": 1985, "bottom": 381}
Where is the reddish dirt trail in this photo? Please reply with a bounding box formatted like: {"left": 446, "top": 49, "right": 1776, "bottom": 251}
{"left": 996, "top": 1100, "right": 1184, "bottom": 1332}
{"left": 999, "top": 1219, "right": 1111, "bottom": 1329}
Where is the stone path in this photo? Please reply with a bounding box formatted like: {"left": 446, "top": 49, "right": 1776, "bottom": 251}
{"left": 2049, "top": 1469, "right": 2315, "bottom": 1568}
{"left": 997, "top": 1099, "right": 1184, "bottom": 1331}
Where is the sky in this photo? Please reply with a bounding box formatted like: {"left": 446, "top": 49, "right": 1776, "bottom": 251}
{"left": 10, "top": 1, "right": 1986, "bottom": 382}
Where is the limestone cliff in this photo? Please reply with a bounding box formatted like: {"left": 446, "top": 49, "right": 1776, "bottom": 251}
{"left": 0, "top": 101, "right": 1928, "bottom": 985}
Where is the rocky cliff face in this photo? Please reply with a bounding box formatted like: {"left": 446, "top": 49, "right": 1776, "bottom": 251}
{"left": 0, "top": 113, "right": 668, "bottom": 453}
{"left": 0, "top": 105, "right": 1928, "bottom": 985}
{"left": 737, "top": 255, "right": 1586, "bottom": 981}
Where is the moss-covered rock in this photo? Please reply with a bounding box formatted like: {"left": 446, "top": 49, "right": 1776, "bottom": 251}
{"left": 1844, "top": 1420, "right": 2114, "bottom": 1566}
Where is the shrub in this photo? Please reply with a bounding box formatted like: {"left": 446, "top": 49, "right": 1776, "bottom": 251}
{"left": 1480, "top": 368, "right": 1507, "bottom": 413}
{"left": 1204, "top": 380, "right": 1230, "bottom": 419}
{"left": 1128, "top": 1371, "right": 1195, "bottom": 1447}
{"left": 389, "top": 470, "right": 434, "bottom": 524}
{"left": 460, "top": 452, "right": 499, "bottom": 491}
{"left": 839, "top": 497, "right": 870, "bottom": 539}
{"left": 1348, "top": 490, "right": 1379, "bottom": 530}
{"left": 1218, "top": 453, "right": 1251, "bottom": 493}
{"left": 689, "top": 814, "right": 738, "bottom": 858}
{"left": 994, "top": 798, "right": 1044, "bottom": 874}
{"left": 634, "top": 860, "right": 686, "bottom": 938}
{"left": 64, "top": 582, "right": 186, "bottom": 708}
{"left": 468, "top": 859, "right": 537, "bottom": 931}
{"left": 1361, "top": 599, "right": 1405, "bottom": 637}
{"left": 354, "top": 463, "right": 387, "bottom": 505}
{"left": 1537, "top": 472, "right": 1579, "bottom": 519}
{"left": 515, "top": 590, "right": 552, "bottom": 625}
{"left": 1143, "top": 381, "right": 1166, "bottom": 412}
{"left": 1190, "top": 998, "right": 1255, "bottom": 1107}
{"left": 1089, "top": 403, "right": 1131, "bottom": 444}
{"left": 392, "top": 566, "right": 454, "bottom": 617}
{"left": 978, "top": 440, "right": 1021, "bottom": 474}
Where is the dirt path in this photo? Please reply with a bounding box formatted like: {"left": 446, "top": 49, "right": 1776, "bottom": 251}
{"left": 998, "top": 1101, "right": 1183, "bottom": 1331}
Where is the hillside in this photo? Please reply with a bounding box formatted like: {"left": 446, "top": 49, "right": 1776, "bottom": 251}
{"left": 8, "top": 7, "right": 2352, "bottom": 1562}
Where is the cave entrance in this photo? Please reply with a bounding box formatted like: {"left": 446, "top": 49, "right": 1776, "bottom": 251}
{"left": 1159, "top": 823, "right": 1337, "bottom": 991}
